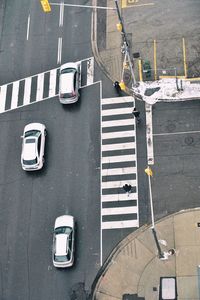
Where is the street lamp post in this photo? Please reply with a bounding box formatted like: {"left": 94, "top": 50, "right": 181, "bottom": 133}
{"left": 114, "top": 0, "right": 136, "bottom": 86}
{"left": 145, "top": 167, "right": 166, "bottom": 259}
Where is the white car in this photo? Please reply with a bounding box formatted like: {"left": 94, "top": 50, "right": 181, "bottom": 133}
{"left": 59, "top": 62, "right": 81, "bottom": 104}
{"left": 52, "top": 215, "right": 75, "bottom": 268}
{"left": 21, "top": 123, "right": 46, "bottom": 171}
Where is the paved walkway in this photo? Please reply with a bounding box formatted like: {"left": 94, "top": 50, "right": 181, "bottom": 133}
{"left": 93, "top": 208, "right": 200, "bottom": 299}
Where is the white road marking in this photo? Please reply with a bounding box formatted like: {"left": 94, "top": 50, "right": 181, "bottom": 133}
{"left": 102, "top": 167, "right": 136, "bottom": 176}
{"left": 49, "top": 69, "right": 57, "bottom": 98}
{"left": 102, "top": 206, "right": 138, "bottom": 216}
{"left": 87, "top": 57, "right": 94, "bottom": 85}
{"left": 102, "top": 193, "right": 138, "bottom": 202}
{"left": 102, "top": 141, "right": 135, "bottom": 151}
{"left": 36, "top": 73, "right": 45, "bottom": 101}
{"left": 102, "top": 107, "right": 133, "bottom": 116}
{"left": 11, "top": 81, "right": 20, "bottom": 109}
{"left": 57, "top": 37, "right": 62, "bottom": 64}
{"left": 0, "top": 85, "right": 7, "bottom": 112}
{"left": 102, "top": 179, "right": 136, "bottom": 189}
{"left": 23, "top": 77, "right": 32, "bottom": 105}
{"left": 59, "top": 2, "right": 64, "bottom": 27}
{"left": 102, "top": 96, "right": 134, "bottom": 105}
{"left": 102, "top": 118, "right": 134, "bottom": 127}
{"left": 26, "top": 14, "right": 30, "bottom": 40}
{"left": 154, "top": 130, "right": 200, "bottom": 136}
{"left": 102, "top": 154, "right": 136, "bottom": 164}
{"left": 102, "top": 130, "right": 134, "bottom": 139}
{"left": 102, "top": 220, "right": 139, "bottom": 230}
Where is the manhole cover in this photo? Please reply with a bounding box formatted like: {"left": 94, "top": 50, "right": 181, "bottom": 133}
{"left": 167, "top": 123, "right": 176, "bottom": 132}
{"left": 185, "top": 136, "right": 194, "bottom": 145}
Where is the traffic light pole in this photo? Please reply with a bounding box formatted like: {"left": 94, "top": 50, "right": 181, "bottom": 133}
{"left": 146, "top": 167, "right": 165, "bottom": 259}
{"left": 114, "top": 0, "right": 136, "bottom": 86}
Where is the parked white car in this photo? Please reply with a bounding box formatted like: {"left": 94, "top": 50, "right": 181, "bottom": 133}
{"left": 21, "top": 123, "right": 46, "bottom": 171}
{"left": 59, "top": 62, "right": 81, "bottom": 104}
{"left": 52, "top": 215, "right": 75, "bottom": 268}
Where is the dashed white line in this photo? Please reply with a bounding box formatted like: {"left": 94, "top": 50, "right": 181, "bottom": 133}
{"left": 26, "top": 14, "right": 30, "bottom": 40}
{"left": 57, "top": 37, "right": 62, "bottom": 64}
{"left": 59, "top": 2, "right": 64, "bottom": 27}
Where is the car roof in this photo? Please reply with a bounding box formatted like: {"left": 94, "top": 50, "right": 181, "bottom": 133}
{"left": 23, "top": 138, "right": 37, "bottom": 160}
{"left": 60, "top": 72, "right": 75, "bottom": 94}
{"left": 55, "top": 234, "right": 68, "bottom": 256}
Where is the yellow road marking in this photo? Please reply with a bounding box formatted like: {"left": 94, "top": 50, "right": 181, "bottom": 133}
{"left": 154, "top": 40, "right": 157, "bottom": 80}
{"left": 138, "top": 59, "right": 143, "bottom": 81}
{"left": 121, "top": 0, "right": 154, "bottom": 8}
{"left": 159, "top": 76, "right": 186, "bottom": 79}
{"left": 182, "top": 38, "right": 187, "bottom": 78}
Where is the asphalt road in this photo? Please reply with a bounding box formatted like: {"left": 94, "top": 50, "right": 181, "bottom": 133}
{"left": 0, "top": 0, "right": 102, "bottom": 299}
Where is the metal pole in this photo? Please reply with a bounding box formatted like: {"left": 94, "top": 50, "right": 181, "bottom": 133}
{"left": 147, "top": 168, "right": 165, "bottom": 259}
{"left": 114, "top": 0, "right": 136, "bottom": 86}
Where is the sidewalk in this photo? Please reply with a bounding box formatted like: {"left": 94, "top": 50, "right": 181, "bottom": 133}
{"left": 93, "top": 208, "right": 200, "bottom": 300}
{"left": 91, "top": 0, "right": 200, "bottom": 103}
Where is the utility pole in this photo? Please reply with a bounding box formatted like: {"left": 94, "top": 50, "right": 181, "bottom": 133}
{"left": 114, "top": 0, "right": 136, "bottom": 86}
{"left": 145, "top": 167, "right": 166, "bottom": 259}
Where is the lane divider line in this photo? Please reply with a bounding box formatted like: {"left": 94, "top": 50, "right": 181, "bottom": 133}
{"left": 182, "top": 37, "right": 188, "bottom": 78}
{"left": 26, "top": 14, "right": 30, "bottom": 41}
{"left": 57, "top": 37, "right": 62, "bottom": 64}
{"left": 59, "top": 1, "right": 64, "bottom": 27}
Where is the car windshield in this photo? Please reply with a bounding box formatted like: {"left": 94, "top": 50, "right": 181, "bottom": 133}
{"left": 23, "top": 158, "right": 37, "bottom": 165}
{"left": 54, "top": 253, "right": 71, "bottom": 262}
{"left": 25, "top": 130, "right": 41, "bottom": 138}
{"left": 54, "top": 226, "right": 72, "bottom": 235}
{"left": 61, "top": 68, "right": 76, "bottom": 74}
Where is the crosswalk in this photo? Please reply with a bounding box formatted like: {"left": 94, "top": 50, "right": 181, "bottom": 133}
{"left": 101, "top": 96, "right": 139, "bottom": 230}
{"left": 0, "top": 57, "right": 94, "bottom": 113}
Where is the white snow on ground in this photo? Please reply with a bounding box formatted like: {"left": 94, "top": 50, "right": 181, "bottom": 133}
{"left": 132, "top": 78, "right": 200, "bottom": 104}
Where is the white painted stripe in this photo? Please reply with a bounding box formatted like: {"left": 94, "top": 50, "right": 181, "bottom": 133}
{"left": 59, "top": 2, "right": 64, "bottom": 27}
{"left": 102, "top": 96, "right": 133, "bottom": 105}
{"left": 0, "top": 85, "right": 7, "bottom": 112}
{"left": 154, "top": 130, "right": 200, "bottom": 136}
{"left": 102, "top": 193, "right": 138, "bottom": 202}
{"left": 102, "top": 107, "right": 132, "bottom": 116}
{"left": 87, "top": 57, "right": 94, "bottom": 85}
{"left": 102, "top": 118, "right": 134, "bottom": 127}
{"left": 23, "top": 77, "right": 32, "bottom": 105}
{"left": 102, "top": 166, "right": 136, "bottom": 176}
{"left": 102, "top": 179, "right": 136, "bottom": 189}
{"left": 102, "top": 130, "right": 134, "bottom": 139}
{"left": 26, "top": 14, "right": 30, "bottom": 40}
{"left": 49, "top": 69, "right": 57, "bottom": 98}
{"left": 57, "top": 37, "right": 62, "bottom": 64}
{"left": 11, "top": 81, "right": 20, "bottom": 109}
{"left": 36, "top": 73, "right": 45, "bottom": 101}
{"left": 102, "top": 142, "right": 135, "bottom": 151}
{"left": 102, "top": 219, "right": 139, "bottom": 229}
{"left": 102, "top": 154, "right": 136, "bottom": 163}
{"left": 102, "top": 206, "right": 138, "bottom": 216}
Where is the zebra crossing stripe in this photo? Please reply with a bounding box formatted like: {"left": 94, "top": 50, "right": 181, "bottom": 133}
{"left": 23, "top": 77, "right": 32, "bottom": 105}
{"left": 102, "top": 179, "right": 137, "bottom": 189}
{"left": 102, "top": 167, "right": 137, "bottom": 176}
{"left": 11, "top": 81, "right": 20, "bottom": 109}
{"left": 102, "top": 107, "right": 132, "bottom": 116}
{"left": 102, "top": 206, "right": 138, "bottom": 216}
{"left": 36, "top": 73, "right": 45, "bottom": 101}
{"left": 102, "top": 119, "right": 134, "bottom": 127}
{"left": 102, "top": 97, "right": 134, "bottom": 105}
{"left": 102, "top": 193, "right": 138, "bottom": 202}
{"left": 102, "top": 131, "right": 134, "bottom": 139}
{"left": 102, "top": 154, "right": 136, "bottom": 163}
{"left": 0, "top": 85, "right": 7, "bottom": 112}
{"left": 102, "top": 220, "right": 138, "bottom": 230}
{"left": 102, "top": 142, "right": 135, "bottom": 151}
{"left": 49, "top": 69, "right": 57, "bottom": 98}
